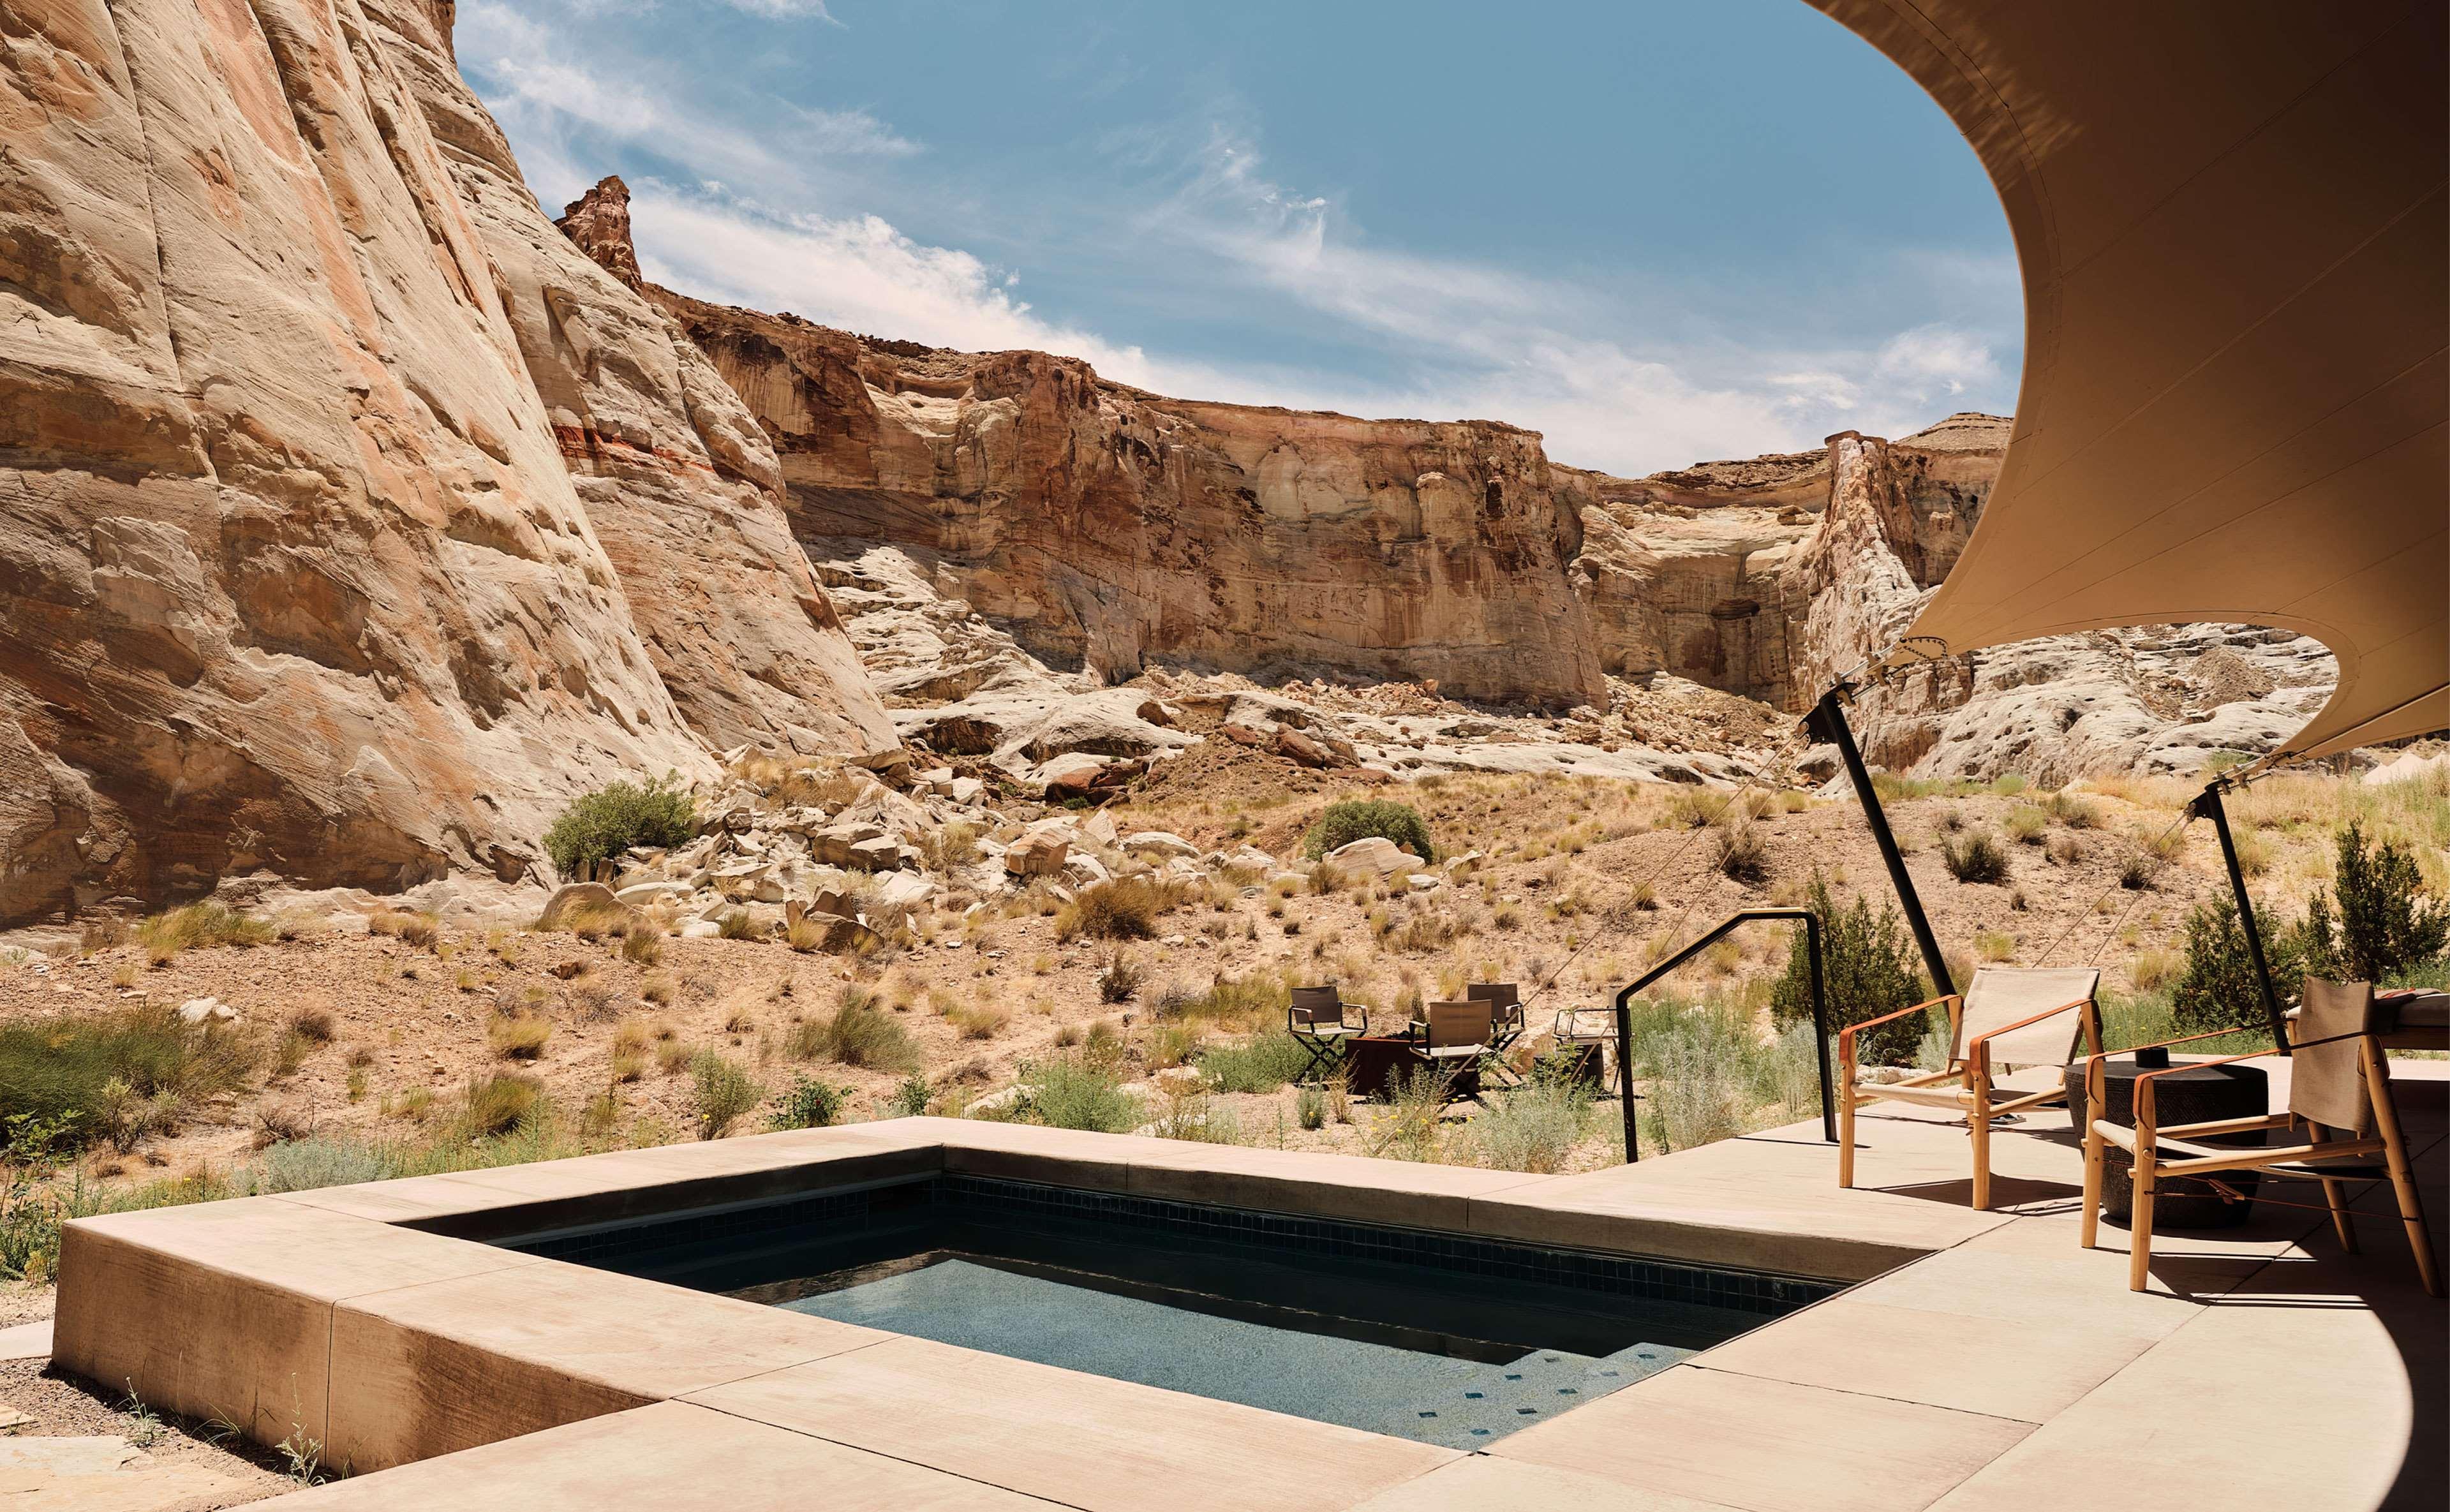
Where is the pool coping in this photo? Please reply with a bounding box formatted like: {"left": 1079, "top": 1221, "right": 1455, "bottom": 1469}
{"left": 53, "top": 1092, "right": 2446, "bottom": 1510}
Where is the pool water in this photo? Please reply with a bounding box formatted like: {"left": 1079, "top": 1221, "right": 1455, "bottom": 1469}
{"left": 503, "top": 1175, "right": 1837, "bottom": 1447}
{"left": 773, "top": 1252, "right": 1691, "bottom": 1449}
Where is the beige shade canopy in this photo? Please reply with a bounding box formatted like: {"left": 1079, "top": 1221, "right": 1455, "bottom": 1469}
{"left": 1816, "top": 1, "right": 2447, "bottom": 762}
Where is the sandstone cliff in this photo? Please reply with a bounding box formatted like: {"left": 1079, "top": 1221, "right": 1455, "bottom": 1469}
{"left": 557, "top": 181, "right": 1607, "bottom": 711}
{"left": 0, "top": 0, "right": 885, "bottom": 926}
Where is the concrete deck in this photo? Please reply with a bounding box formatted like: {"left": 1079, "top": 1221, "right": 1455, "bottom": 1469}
{"left": 52, "top": 1067, "right": 2446, "bottom": 1511}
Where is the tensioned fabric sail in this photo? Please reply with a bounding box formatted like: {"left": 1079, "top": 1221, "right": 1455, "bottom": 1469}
{"left": 1813, "top": 1, "right": 2447, "bottom": 764}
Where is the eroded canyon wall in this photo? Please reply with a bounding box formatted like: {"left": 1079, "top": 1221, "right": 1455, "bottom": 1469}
{"left": 557, "top": 181, "right": 1608, "bottom": 710}
{"left": 0, "top": 0, "right": 884, "bottom": 926}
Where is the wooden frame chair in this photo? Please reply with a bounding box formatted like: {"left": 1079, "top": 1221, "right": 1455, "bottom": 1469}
{"left": 1839, "top": 966, "right": 2103, "bottom": 1208}
{"left": 1288, "top": 984, "right": 1368, "bottom": 1083}
{"left": 2083, "top": 977, "right": 2442, "bottom": 1296}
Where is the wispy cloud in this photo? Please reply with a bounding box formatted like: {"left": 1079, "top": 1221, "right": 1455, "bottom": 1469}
{"left": 459, "top": 9, "right": 2012, "bottom": 475}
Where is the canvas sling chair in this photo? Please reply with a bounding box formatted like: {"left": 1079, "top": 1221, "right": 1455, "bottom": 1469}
{"left": 1466, "top": 982, "right": 1525, "bottom": 1087}
{"left": 1287, "top": 983, "right": 1369, "bottom": 1083}
{"left": 1407, "top": 1000, "right": 1497, "bottom": 1106}
{"left": 1838, "top": 966, "right": 2104, "bottom": 1209}
{"left": 2082, "top": 978, "right": 2443, "bottom": 1297}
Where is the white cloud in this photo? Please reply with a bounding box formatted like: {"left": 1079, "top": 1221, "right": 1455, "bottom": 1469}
{"left": 718, "top": 0, "right": 842, "bottom": 20}
{"left": 461, "top": 16, "right": 2013, "bottom": 476}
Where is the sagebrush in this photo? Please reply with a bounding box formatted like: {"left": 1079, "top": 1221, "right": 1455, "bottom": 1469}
{"left": 542, "top": 776, "right": 696, "bottom": 878}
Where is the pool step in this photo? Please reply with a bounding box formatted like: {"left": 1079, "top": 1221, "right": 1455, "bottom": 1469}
{"left": 1365, "top": 1341, "right": 1694, "bottom": 1449}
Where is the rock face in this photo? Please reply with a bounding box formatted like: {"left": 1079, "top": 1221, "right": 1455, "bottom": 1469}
{"left": 0, "top": 0, "right": 886, "bottom": 926}
{"left": 607, "top": 255, "right": 1607, "bottom": 709}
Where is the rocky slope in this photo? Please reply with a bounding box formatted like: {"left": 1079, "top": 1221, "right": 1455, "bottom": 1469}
{"left": 0, "top": 0, "right": 886, "bottom": 928}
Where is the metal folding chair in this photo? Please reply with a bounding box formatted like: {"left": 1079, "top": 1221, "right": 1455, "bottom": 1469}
{"left": 1467, "top": 982, "right": 1525, "bottom": 1086}
{"left": 1288, "top": 983, "right": 1367, "bottom": 1083}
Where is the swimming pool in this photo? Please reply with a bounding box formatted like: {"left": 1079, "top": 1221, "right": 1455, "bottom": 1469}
{"left": 510, "top": 1173, "right": 1839, "bottom": 1449}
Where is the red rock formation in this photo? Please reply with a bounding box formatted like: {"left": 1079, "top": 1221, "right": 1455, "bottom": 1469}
{"left": 565, "top": 220, "right": 1607, "bottom": 708}
{"left": 0, "top": 0, "right": 887, "bottom": 926}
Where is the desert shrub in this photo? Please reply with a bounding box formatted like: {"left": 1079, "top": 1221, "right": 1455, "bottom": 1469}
{"left": 2047, "top": 790, "right": 2101, "bottom": 829}
{"left": 2305, "top": 820, "right": 2448, "bottom": 984}
{"left": 255, "top": 1136, "right": 399, "bottom": 1192}
{"left": 456, "top": 1073, "right": 544, "bottom": 1139}
{"left": 2171, "top": 896, "right": 2307, "bottom": 1034}
{"left": 1667, "top": 790, "right": 1730, "bottom": 829}
{"left": 1296, "top": 1084, "right": 1329, "bottom": 1130}
{"left": 946, "top": 1002, "right": 1008, "bottom": 1040}
{"left": 0, "top": 1005, "right": 254, "bottom": 1156}
{"left": 1196, "top": 1031, "right": 1310, "bottom": 1094}
{"left": 717, "top": 910, "right": 759, "bottom": 941}
{"left": 1772, "top": 872, "right": 1927, "bottom": 1065}
{"left": 1941, "top": 832, "right": 2010, "bottom": 884}
{"left": 919, "top": 821, "right": 981, "bottom": 873}
{"left": 487, "top": 1012, "right": 553, "bottom": 1060}
{"left": 1714, "top": 822, "right": 1771, "bottom": 885}
{"left": 1095, "top": 950, "right": 1143, "bottom": 1004}
{"left": 286, "top": 1006, "right": 337, "bottom": 1044}
{"left": 1057, "top": 878, "right": 1169, "bottom": 942}
{"left": 1154, "top": 973, "right": 1289, "bottom": 1030}
{"left": 2004, "top": 806, "right": 2048, "bottom": 845}
{"left": 2118, "top": 856, "right": 2156, "bottom": 890}
{"left": 1974, "top": 929, "right": 2016, "bottom": 963}
{"left": 1363, "top": 1067, "right": 1451, "bottom": 1162}
{"left": 884, "top": 1075, "right": 933, "bottom": 1118}
{"left": 766, "top": 1073, "right": 847, "bottom": 1130}
{"left": 2127, "top": 947, "right": 2181, "bottom": 992}
{"left": 688, "top": 1051, "right": 762, "bottom": 1139}
{"left": 800, "top": 989, "right": 921, "bottom": 1072}
{"left": 1017, "top": 1055, "right": 1142, "bottom": 1133}
{"left": 137, "top": 903, "right": 274, "bottom": 964}
{"left": 621, "top": 928, "right": 664, "bottom": 967}
{"left": 1461, "top": 1070, "right": 1594, "bottom": 1173}
{"left": 1301, "top": 799, "right": 1434, "bottom": 862}
{"left": 542, "top": 776, "right": 695, "bottom": 879}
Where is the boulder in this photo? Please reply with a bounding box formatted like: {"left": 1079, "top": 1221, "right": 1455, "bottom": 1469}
{"left": 1325, "top": 836, "right": 1413, "bottom": 878}
{"left": 1122, "top": 831, "right": 1200, "bottom": 859}
{"left": 1219, "top": 722, "right": 1271, "bottom": 748}
{"left": 869, "top": 871, "right": 937, "bottom": 910}
{"left": 796, "top": 911, "right": 881, "bottom": 954}
{"left": 1275, "top": 727, "right": 1348, "bottom": 769}
{"left": 1005, "top": 833, "right": 1071, "bottom": 877}
{"left": 538, "top": 883, "right": 637, "bottom": 930}
{"left": 177, "top": 996, "right": 238, "bottom": 1025}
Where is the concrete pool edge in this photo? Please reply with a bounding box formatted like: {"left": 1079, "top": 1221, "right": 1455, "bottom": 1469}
{"left": 53, "top": 1118, "right": 1926, "bottom": 1484}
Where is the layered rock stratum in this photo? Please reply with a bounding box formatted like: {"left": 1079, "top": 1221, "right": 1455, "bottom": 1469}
{"left": 0, "top": 5, "right": 2344, "bottom": 928}
{"left": 0, "top": 0, "right": 887, "bottom": 926}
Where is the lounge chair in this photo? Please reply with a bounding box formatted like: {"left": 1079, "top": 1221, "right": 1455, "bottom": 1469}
{"left": 1838, "top": 966, "right": 2103, "bottom": 1208}
{"left": 1467, "top": 982, "right": 1524, "bottom": 1085}
{"left": 2084, "top": 977, "right": 2442, "bottom": 1296}
{"left": 1288, "top": 984, "right": 1369, "bottom": 1083}
{"left": 1407, "top": 1000, "right": 1496, "bottom": 1103}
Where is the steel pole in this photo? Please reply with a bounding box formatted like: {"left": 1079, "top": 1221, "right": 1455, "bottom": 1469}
{"left": 1808, "top": 686, "right": 1956, "bottom": 999}
{"left": 2193, "top": 781, "right": 2289, "bottom": 1055}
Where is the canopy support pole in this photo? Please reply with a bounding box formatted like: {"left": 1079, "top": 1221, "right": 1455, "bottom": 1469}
{"left": 1806, "top": 685, "right": 1956, "bottom": 1000}
{"left": 2190, "top": 780, "right": 2289, "bottom": 1055}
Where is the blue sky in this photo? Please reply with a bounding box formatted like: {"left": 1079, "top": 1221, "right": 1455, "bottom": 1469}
{"left": 459, "top": 0, "right": 2019, "bottom": 475}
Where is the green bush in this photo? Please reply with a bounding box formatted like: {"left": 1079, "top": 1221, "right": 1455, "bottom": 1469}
{"left": 255, "top": 1136, "right": 400, "bottom": 1192}
{"left": 1055, "top": 878, "right": 1169, "bottom": 943}
{"left": 542, "top": 775, "right": 696, "bottom": 879}
{"left": 884, "top": 1075, "right": 933, "bottom": 1118}
{"left": 1018, "top": 1055, "right": 1143, "bottom": 1133}
{"left": 1196, "top": 1031, "right": 1311, "bottom": 1094}
{"left": 2304, "top": 820, "right": 2447, "bottom": 984}
{"left": 1460, "top": 1069, "right": 1595, "bottom": 1173}
{"left": 689, "top": 1051, "right": 762, "bottom": 1139}
{"left": 1771, "top": 872, "right": 1929, "bottom": 1065}
{"left": 454, "top": 1072, "right": 546, "bottom": 1139}
{"left": 1301, "top": 799, "right": 1434, "bottom": 862}
{"left": 767, "top": 1073, "right": 846, "bottom": 1130}
{"left": 0, "top": 1005, "right": 256, "bottom": 1157}
{"left": 2171, "top": 897, "right": 2306, "bottom": 1034}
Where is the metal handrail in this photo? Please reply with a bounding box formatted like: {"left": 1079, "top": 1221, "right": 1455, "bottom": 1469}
{"left": 1612, "top": 907, "right": 1832, "bottom": 1162}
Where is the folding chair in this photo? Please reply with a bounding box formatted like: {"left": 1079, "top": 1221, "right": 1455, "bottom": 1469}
{"left": 1544, "top": 1006, "right": 1615, "bottom": 1092}
{"left": 2084, "top": 977, "right": 2442, "bottom": 1296}
{"left": 1407, "top": 1000, "right": 1496, "bottom": 1104}
{"left": 1838, "top": 966, "right": 2102, "bottom": 1208}
{"left": 1467, "top": 982, "right": 1524, "bottom": 1086}
{"left": 1288, "top": 983, "right": 1368, "bottom": 1083}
